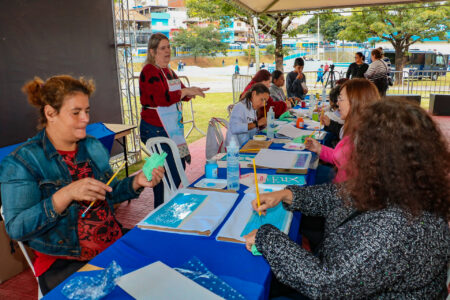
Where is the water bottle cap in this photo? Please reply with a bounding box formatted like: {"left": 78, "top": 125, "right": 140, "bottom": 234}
{"left": 206, "top": 159, "right": 216, "bottom": 164}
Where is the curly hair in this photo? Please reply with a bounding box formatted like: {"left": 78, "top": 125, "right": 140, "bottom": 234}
{"left": 344, "top": 98, "right": 450, "bottom": 220}
{"left": 22, "top": 75, "right": 95, "bottom": 129}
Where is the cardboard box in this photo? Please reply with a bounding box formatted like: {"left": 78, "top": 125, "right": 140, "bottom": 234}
{"left": 0, "top": 221, "right": 30, "bottom": 283}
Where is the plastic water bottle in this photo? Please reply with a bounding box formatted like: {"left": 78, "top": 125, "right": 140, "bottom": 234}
{"left": 267, "top": 107, "right": 275, "bottom": 139}
{"left": 226, "top": 136, "right": 240, "bottom": 191}
{"left": 322, "top": 87, "right": 327, "bottom": 102}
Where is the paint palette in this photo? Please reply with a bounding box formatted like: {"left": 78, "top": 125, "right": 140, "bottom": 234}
{"left": 194, "top": 178, "right": 227, "bottom": 189}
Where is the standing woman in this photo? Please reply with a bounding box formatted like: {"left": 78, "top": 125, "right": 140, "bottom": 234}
{"left": 139, "top": 33, "right": 208, "bottom": 208}
{"left": 364, "top": 48, "right": 389, "bottom": 96}
{"left": 0, "top": 75, "right": 164, "bottom": 295}
{"left": 346, "top": 52, "right": 369, "bottom": 79}
{"left": 227, "top": 83, "right": 269, "bottom": 146}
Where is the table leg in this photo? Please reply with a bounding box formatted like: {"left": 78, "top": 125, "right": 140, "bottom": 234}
{"left": 123, "top": 136, "right": 129, "bottom": 177}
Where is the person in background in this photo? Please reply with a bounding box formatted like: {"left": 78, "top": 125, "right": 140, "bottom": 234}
{"left": 244, "top": 98, "right": 450, "bottom": 299}
{"left": 270, "top": 70, "right": 297, "bottom": 107}
{"left": 261, "top": 62, "right": 266, "bottom": 69}
{"left": 240, "top": 69, "right": 289, "bottom": 118}
{"left": 286, "top": 57, "right": 308, "bottom": 100}
{"left": 346, "top": 52, "right": 369, "bottom": 79}
{"left": 226, "top": 83, "right": 269, "bottom": 146}
{"left": 222, "top": 59, "right": 225, "bottom": 67}
{"left": 314, "top": 65, "right": 324, "bottom": 88}
{"left": 364, "top": 48, "right": 389, "bottom": 96}
{"left": 139, "top": 33, "right": 208, "bottom": 208}
{"left": 0, "top": 75, "right": 165, "bottom": 295}
{"left": 305, "top": 79, "right": 381, "bottom": 183}
{"left": 235, "top": 63, "right": 240, "bottom": 75}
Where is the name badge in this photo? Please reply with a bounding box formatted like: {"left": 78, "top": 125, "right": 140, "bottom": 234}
{"left": 167, "top": 78, "right": 181, "bottom": 92}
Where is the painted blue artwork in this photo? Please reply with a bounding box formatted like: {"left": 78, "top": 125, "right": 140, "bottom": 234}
{"left": 240, "top": 202, "right": 290, "bottom": 237}
{"left": 220, "top": 153, "right": 255, "bottom": 163}
{"left": 265, "top": 174, "right": 306, "bottom": 186}
{"left": 141, "top": 193, "right": 207, "bottom": 228}
{"left": 294, "top": 153, "right": 310, "bottom": 168}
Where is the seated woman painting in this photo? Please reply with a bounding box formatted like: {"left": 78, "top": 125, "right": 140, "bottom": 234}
{"left": 244, "top": 98, "right": 450, "bottom": 299}
{"left": 0, "top": 75, "right": 164, "bottom": 295}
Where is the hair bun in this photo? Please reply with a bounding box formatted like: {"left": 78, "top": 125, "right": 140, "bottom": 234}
{"left": 22, "top": 77, "right": 45, "bottom": 107}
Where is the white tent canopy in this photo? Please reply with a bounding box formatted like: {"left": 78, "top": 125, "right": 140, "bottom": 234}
{"left": 229, "top": 0, "right": 436, "bottom": 13}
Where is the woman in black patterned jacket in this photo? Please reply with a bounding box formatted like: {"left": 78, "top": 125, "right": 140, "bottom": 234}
{"left": 244, "top": 98, "right": 450, "bottom": 299}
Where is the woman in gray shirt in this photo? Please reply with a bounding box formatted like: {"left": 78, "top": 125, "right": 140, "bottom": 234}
{"left": 244, "top": 98, "right": 450, "bottom": 299}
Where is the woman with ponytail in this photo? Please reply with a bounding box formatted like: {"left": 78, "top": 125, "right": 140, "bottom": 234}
{"left": 0, "top": 75, "right": 164, "bottom": 295}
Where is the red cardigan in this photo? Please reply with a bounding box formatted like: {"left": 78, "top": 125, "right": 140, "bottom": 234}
{"left": 240, "top": 81, "right": 287, "bottom": 118}
{"left": 139, "top": 64, "right": 189, "bottom": 127}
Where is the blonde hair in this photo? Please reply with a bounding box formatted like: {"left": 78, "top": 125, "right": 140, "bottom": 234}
{"left": 341, "top": 78, "right": 381, "bottom": 136}
{"left": 144, "top": 33, "right": 169, "bottom": 66}
{"left": 22, "top": 75, "right": 95, "bottom": 128}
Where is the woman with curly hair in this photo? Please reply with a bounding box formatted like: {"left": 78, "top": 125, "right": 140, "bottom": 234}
{"left": 244, "top": 98, "right": 450, "bottom": 299}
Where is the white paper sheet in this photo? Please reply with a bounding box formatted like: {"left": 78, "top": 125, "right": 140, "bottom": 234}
{"left": 277, "top": 124, "right": 326, "bottom": 140}
{"left": 216, "top": 193, "right": 292, "bottom": 243}
{"left": 254, "top": 149, "right": 312, "bottom": 170}
{"left": 117, "top": 261, "right": 223, "bottom": 300}
{"left": 138, "top": 188, "right": 238, "bottom": 236}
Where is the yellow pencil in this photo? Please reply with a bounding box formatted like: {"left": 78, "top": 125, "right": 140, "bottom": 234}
{"left": 306, "top": 130, "right": 317, "bottom": 140}
{"left": 240, "top": 148, "right": 260, "bottom": 152}
{"left": 81, "top": 161, "right": 126, "bottom": 218}
{"left": 252, "top": 159, "right": 261, "bottom": 216}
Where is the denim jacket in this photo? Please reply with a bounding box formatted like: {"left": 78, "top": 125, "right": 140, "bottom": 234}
{"left": 0, "top": 129, "right": 141, "bottom": 257}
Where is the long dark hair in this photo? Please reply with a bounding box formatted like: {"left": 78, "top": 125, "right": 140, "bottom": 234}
{"left": 242, "top": 83, "right": 269, "bottom": 110}
{"left": 344, "top": 98, "right": 450, "bottom": 220}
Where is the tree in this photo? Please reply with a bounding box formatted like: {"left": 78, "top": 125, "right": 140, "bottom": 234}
{"left": 338, "top": 3, "right": 450, "bottom": 76}
{"left": 186, "top": 0, "right": 302, "bottom": 71}
{"left": 296, "top": 11, "right": 345, "bottom": 43}
{"left": 266, "top": 44, "right": 292, "bottom": 57}
{"left": 171, "top": 25, "right": 229, "bottom": 61}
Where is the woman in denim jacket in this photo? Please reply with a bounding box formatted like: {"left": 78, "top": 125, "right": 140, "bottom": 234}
{"left": 0, "top": 75, "right": 164, "bottom": 295}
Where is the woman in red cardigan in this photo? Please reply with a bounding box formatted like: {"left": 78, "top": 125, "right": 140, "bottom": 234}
{"left": 139, "top": 33, "right": 208, "bottom": 208}
{"left": 240, "top": 70, "right": 289, "bottom": 118}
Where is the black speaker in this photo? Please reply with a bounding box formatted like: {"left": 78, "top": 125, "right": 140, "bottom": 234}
{"left": 385, "top": 94, "right": 421, "bottom": 105}
{"left": 429, "top": 94, "right": 450, "bottom": 116}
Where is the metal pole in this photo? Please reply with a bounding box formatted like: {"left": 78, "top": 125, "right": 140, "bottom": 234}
{"left": 317, "top": 15, "right": 320, "bottom": 61}
{"left": 253, "top": 16, "right": 260, "bottom": 72}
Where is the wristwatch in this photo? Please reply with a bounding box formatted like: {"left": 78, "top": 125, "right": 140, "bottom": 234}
{"left": 253, "top": 120, "right": 258, "bottom": 128}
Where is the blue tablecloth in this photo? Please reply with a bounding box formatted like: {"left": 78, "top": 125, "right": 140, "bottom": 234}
{"left": 44, "top": 142, "right": 316, "bottom": 300}
{"left": 0, "top": 123, "right": 115, "bottom": 163}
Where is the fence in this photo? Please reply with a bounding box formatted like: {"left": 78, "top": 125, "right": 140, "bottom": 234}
{"left": 232, "top": 69, "right": 449, "bottom": 104}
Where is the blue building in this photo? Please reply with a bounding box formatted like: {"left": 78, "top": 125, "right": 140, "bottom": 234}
{"left": 151, "top": 12, "right": 170, "bottom": 37}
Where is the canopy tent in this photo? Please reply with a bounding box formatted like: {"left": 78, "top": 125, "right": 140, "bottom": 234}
{"left": 228, "top": 0, "right": 437, "bottom": 13}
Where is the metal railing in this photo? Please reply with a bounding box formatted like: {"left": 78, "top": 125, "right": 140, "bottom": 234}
{"left": 232, "top": 69, "right": 449, "bottom": 104}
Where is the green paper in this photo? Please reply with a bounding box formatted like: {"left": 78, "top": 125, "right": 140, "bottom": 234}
{"left": 279, "top": 111, "right": 294, "bottom": 121}
{"left": 143, "top": 152, "right": 167, "bottom": 181}
{"left": 251, "top": 244, "right": 262, "bottom": 256}
{"left": 293, "top": 135, "right": 309, "bottom": 143}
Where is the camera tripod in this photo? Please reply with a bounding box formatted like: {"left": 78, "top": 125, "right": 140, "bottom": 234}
{"left": 324, "top": 68, "right": 337, "bottom": 88}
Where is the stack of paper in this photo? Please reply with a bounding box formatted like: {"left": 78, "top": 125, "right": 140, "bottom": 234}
{"left": 254, "top": 149, "right": 312, "bottom": 170}
{"left": 138, "top": 188, "right": 238, "bottom": 236}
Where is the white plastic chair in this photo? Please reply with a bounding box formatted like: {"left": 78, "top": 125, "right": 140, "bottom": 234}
{"left": 1, "top": 206, "right": 43, "bottom": 299}
{"left": 145, "top": 137, "right": 189, "bottom": 203}
{"left": 205, "top": 117, "right": 229, "bottom": 160}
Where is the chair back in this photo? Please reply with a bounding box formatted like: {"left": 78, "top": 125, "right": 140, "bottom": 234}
{"left": 145, "top": 137, "right": 189, "bottom": 203}
{"left": 206, "top": 118, "right": 228, "bottom": 160}
{"left": 0, "top": 206, "right": 43, "bottom": 299}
